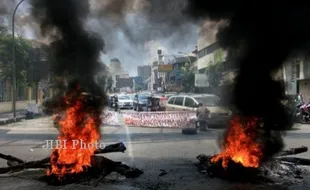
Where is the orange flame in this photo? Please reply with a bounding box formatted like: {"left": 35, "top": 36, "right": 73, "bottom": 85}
{"left": 211, "top": 115, "right": 263, "bottom": 168}
{"left": 47, "top": 92, "right": 101, "bottom": 177}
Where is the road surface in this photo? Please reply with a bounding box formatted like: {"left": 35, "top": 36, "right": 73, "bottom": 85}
{"left": 0, "top": 115, "right": 310, "bottom": 190}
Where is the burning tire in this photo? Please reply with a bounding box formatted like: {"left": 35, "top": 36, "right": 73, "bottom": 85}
{"left": 182, "top": 128, "right": 197, "bottom": 135}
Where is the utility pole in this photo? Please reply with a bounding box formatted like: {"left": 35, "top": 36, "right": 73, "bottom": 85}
{"left": 157, "top": 48, "right": 165, "bottom": 92}
{"left": 12, "top": 0, "right": 26, "bottom": 118}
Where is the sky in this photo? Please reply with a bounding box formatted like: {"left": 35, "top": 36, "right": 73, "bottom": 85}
{"left": 1, "top": 0, "right": 198, "bottom": 76}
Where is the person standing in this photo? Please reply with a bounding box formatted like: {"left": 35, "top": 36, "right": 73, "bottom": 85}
{"left": 196, "top": 103, "right": 210, "bottom": 131}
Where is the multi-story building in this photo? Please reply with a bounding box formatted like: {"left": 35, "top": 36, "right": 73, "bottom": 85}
{"left": 137, "top": 65, "right": 151, "bottom": 90}
{"left": 282, "top": 54, "right": 310, "bottom": 101}
{"left": 137, "top": 65, "right": 152, "bottom": 82}
{"left": 115, "top": 76, "right": 134, "bottom": 93}
{"left": 146, "top": 47, "right": 198, "bottom": 92}
{"left": 165, "top": 54, "right": 197, "bottom": 92}
{"left": 196, "top": 22, "right": 238, "bottom": 96}
{"left": 109, "top": 58, "right": 123, "bottom": 74}
{"left": 108, "top": 58, "right": 130, "bottom": 91}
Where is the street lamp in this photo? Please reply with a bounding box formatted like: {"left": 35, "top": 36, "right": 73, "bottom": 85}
{"left": 12, "top": 0, "right": 26, "bottom": 118}
{"left": 178, "top": 52, "right": 192, "bottom": 66}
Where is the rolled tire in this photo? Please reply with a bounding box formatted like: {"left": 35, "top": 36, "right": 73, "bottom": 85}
{"left": 182, "top": 128, "right": 197, "bottom": 135}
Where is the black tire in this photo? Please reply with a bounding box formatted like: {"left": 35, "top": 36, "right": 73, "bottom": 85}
{"left": 182, "top": 128, "right": 197, "bottom": 135}
{"left": 299, "top": 114, "right": 308, "bottom": 124}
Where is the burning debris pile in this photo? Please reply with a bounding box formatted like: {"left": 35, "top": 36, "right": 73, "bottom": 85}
{"left": 183, "top": 0, "right": 310, "bottom": 184}
{"left": 0, "top": 0, "right": 142, "bottom": 186}
{"left": 196, "top": 115, "right": 310, "bottom": 183}
{"left": 0, "top": 142, "right": 142, "bottom": 186}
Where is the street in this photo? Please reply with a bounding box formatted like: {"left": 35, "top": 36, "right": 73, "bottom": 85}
{"left": 0, "top": 116, "right": 310, "bottom": 190}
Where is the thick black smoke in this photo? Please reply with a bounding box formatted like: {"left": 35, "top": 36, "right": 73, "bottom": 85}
{"left": 184, "top": 0, "right": 310, "bottom": 158}
{"left": 91, "top": 0, "right": 195, "bottom": 46}
{"left": 30, "top": 0, "right": 106, "bottom": 113}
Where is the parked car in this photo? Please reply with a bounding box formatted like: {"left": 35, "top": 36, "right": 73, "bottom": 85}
{"left": 118, "top": 95, "right": 133, "bottom": 109}
{"left": 166, "top": 94, "right": 232, "bottom": 125}
{"left": 133, "top": 94, "right": 149, "bottom": 111}
{"left": 128, "top": 94, "right": 136, "bottom": 101}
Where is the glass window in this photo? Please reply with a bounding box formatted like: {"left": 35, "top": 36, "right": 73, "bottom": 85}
{"left": 168, "top": 97, "right": 175, "bottom": 104}
{"left": 184, "top": 97, "right": 196, "bottom": 107}
{"left": 296, "top": 62, "right": 300, "bottom": 79}
{"left": 118, "top": 96, "right": 130, "bottom": 100}
{"left": 128, "top": 95, "right": 135, "bottom": 100}
{"left": 139, "top": 95, "right": 148, "bottom": 100}
{"left": 194, "top": 96, "right": 220, "bottom": 106}
{"left": 174, "top": 97, "right": 184, "bottom": 106}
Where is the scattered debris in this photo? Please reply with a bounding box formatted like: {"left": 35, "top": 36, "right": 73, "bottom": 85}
{"left": 159, "top": 169, "right": 168, "bottom": 177}
{"left": 196, "top": 146, "right": 310, "bottom": 184}
{"left": 0, "top": 142, "right": 143, "bottom": 186}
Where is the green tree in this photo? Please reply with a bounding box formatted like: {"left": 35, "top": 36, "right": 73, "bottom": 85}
{"left": 0, "top": 29, "right": 32, "bottom": 87}
{"left": 207, "top": 63, "right": 222, "bottom": 87}
{"left": 207, "top": 48, "right": 225, "bottom": 87}
{"left": 181, "top": 62, "right": 195, "bottom": 93}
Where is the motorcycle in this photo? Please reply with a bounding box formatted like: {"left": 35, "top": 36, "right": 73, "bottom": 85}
{"left": 113, "top": 98, "right": 120, "bottom": 112}
{"left": 296, "top": 103, "right": 310, "bottom": 124}
{"left": 114, "top": 103, "right": 120, "bottom": 112}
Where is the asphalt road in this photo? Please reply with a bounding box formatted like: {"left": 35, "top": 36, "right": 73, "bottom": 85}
{"left": 0, "top": 115, "right": 310, "bottom": 190}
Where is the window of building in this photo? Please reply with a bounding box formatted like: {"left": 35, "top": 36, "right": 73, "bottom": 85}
{"left": 174, "top": 97, "right": 184, "bottom": 106}
{"left": 199, "top": 68, "right": 206, "bottom": 74}
{"left": 197, "top": 42, "right": 220, "bottom": 59}
{"left": 184, "top": 97, "right": 195, "bottom": 107}
{"left": 296, "top": 61, "right": 300, "bottom": 79}
{"left": 206, "top": 42, "right": 220, "bottom": 54}
{"left": 198, "top": 48, "right": 205, "bottom": 58}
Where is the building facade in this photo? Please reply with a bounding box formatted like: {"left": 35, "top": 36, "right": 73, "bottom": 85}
{"left": 137, "top": 65, "right": 152, "bottom": 82}
{"left": 282, "top": 54, "right": 310, "bottom": 101}
{"left": 108, "top": 58, "right": 130, "bottom": 91}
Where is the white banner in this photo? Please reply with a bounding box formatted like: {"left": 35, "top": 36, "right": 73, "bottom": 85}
{"left": 102, "top": 111, "right": 197, "bottom": 128}
{"left": 195, "top": 74, "right": 208, "bottom": 87}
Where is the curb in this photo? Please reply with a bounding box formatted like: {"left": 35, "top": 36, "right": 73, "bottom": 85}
{"left": 0, "top": 116, "right": 26, "bottom": 126}
{"left": 0, "top": 114, "right": 45, "bottom": 126}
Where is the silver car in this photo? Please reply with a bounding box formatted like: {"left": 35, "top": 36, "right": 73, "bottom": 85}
{"left": 118, "top": 95, "right": 133, "bottom": 109}
{"left": 166, "top": 94, "right": 232, "bottom": 125}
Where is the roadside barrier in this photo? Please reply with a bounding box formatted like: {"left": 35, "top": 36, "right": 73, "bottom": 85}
{"left": 102, "top": 111, "right": 119, "bottom": 125}
{"left": 102, "top": 111, "right": 196, "bottom": 128}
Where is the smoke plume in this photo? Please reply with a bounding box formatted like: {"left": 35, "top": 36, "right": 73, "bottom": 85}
{"left": 0, "top": 0, "right": 15, "bottom": 15}
{"left": 183, "top": 0, "right": 310, "bottom": 158}
{"left": 87, "top": 0, "right": 197, "bottom": 74}
{"left": 30, "top": 0, "right": 106, "bottom": 113}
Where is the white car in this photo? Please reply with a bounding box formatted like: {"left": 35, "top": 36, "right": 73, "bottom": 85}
{"left": 118, "top": 95, "right": 133, "bottom": 109}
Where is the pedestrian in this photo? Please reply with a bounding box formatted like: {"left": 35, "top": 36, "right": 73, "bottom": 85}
{"left": 196, "top": 103, "right": 210, "bottom": 131}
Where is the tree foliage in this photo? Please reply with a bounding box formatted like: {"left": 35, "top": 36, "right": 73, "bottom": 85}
{"left": 207, "top": 64, "right": 222, "bottom": 87}
{"left": 181, "top": 62, "right": 195, "bottom": 92}
{"left": 207, "top": 48, "right": 225, "bottom": 87}
{"left": 0, "top": 29, "right": 32, "bottom": 86}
